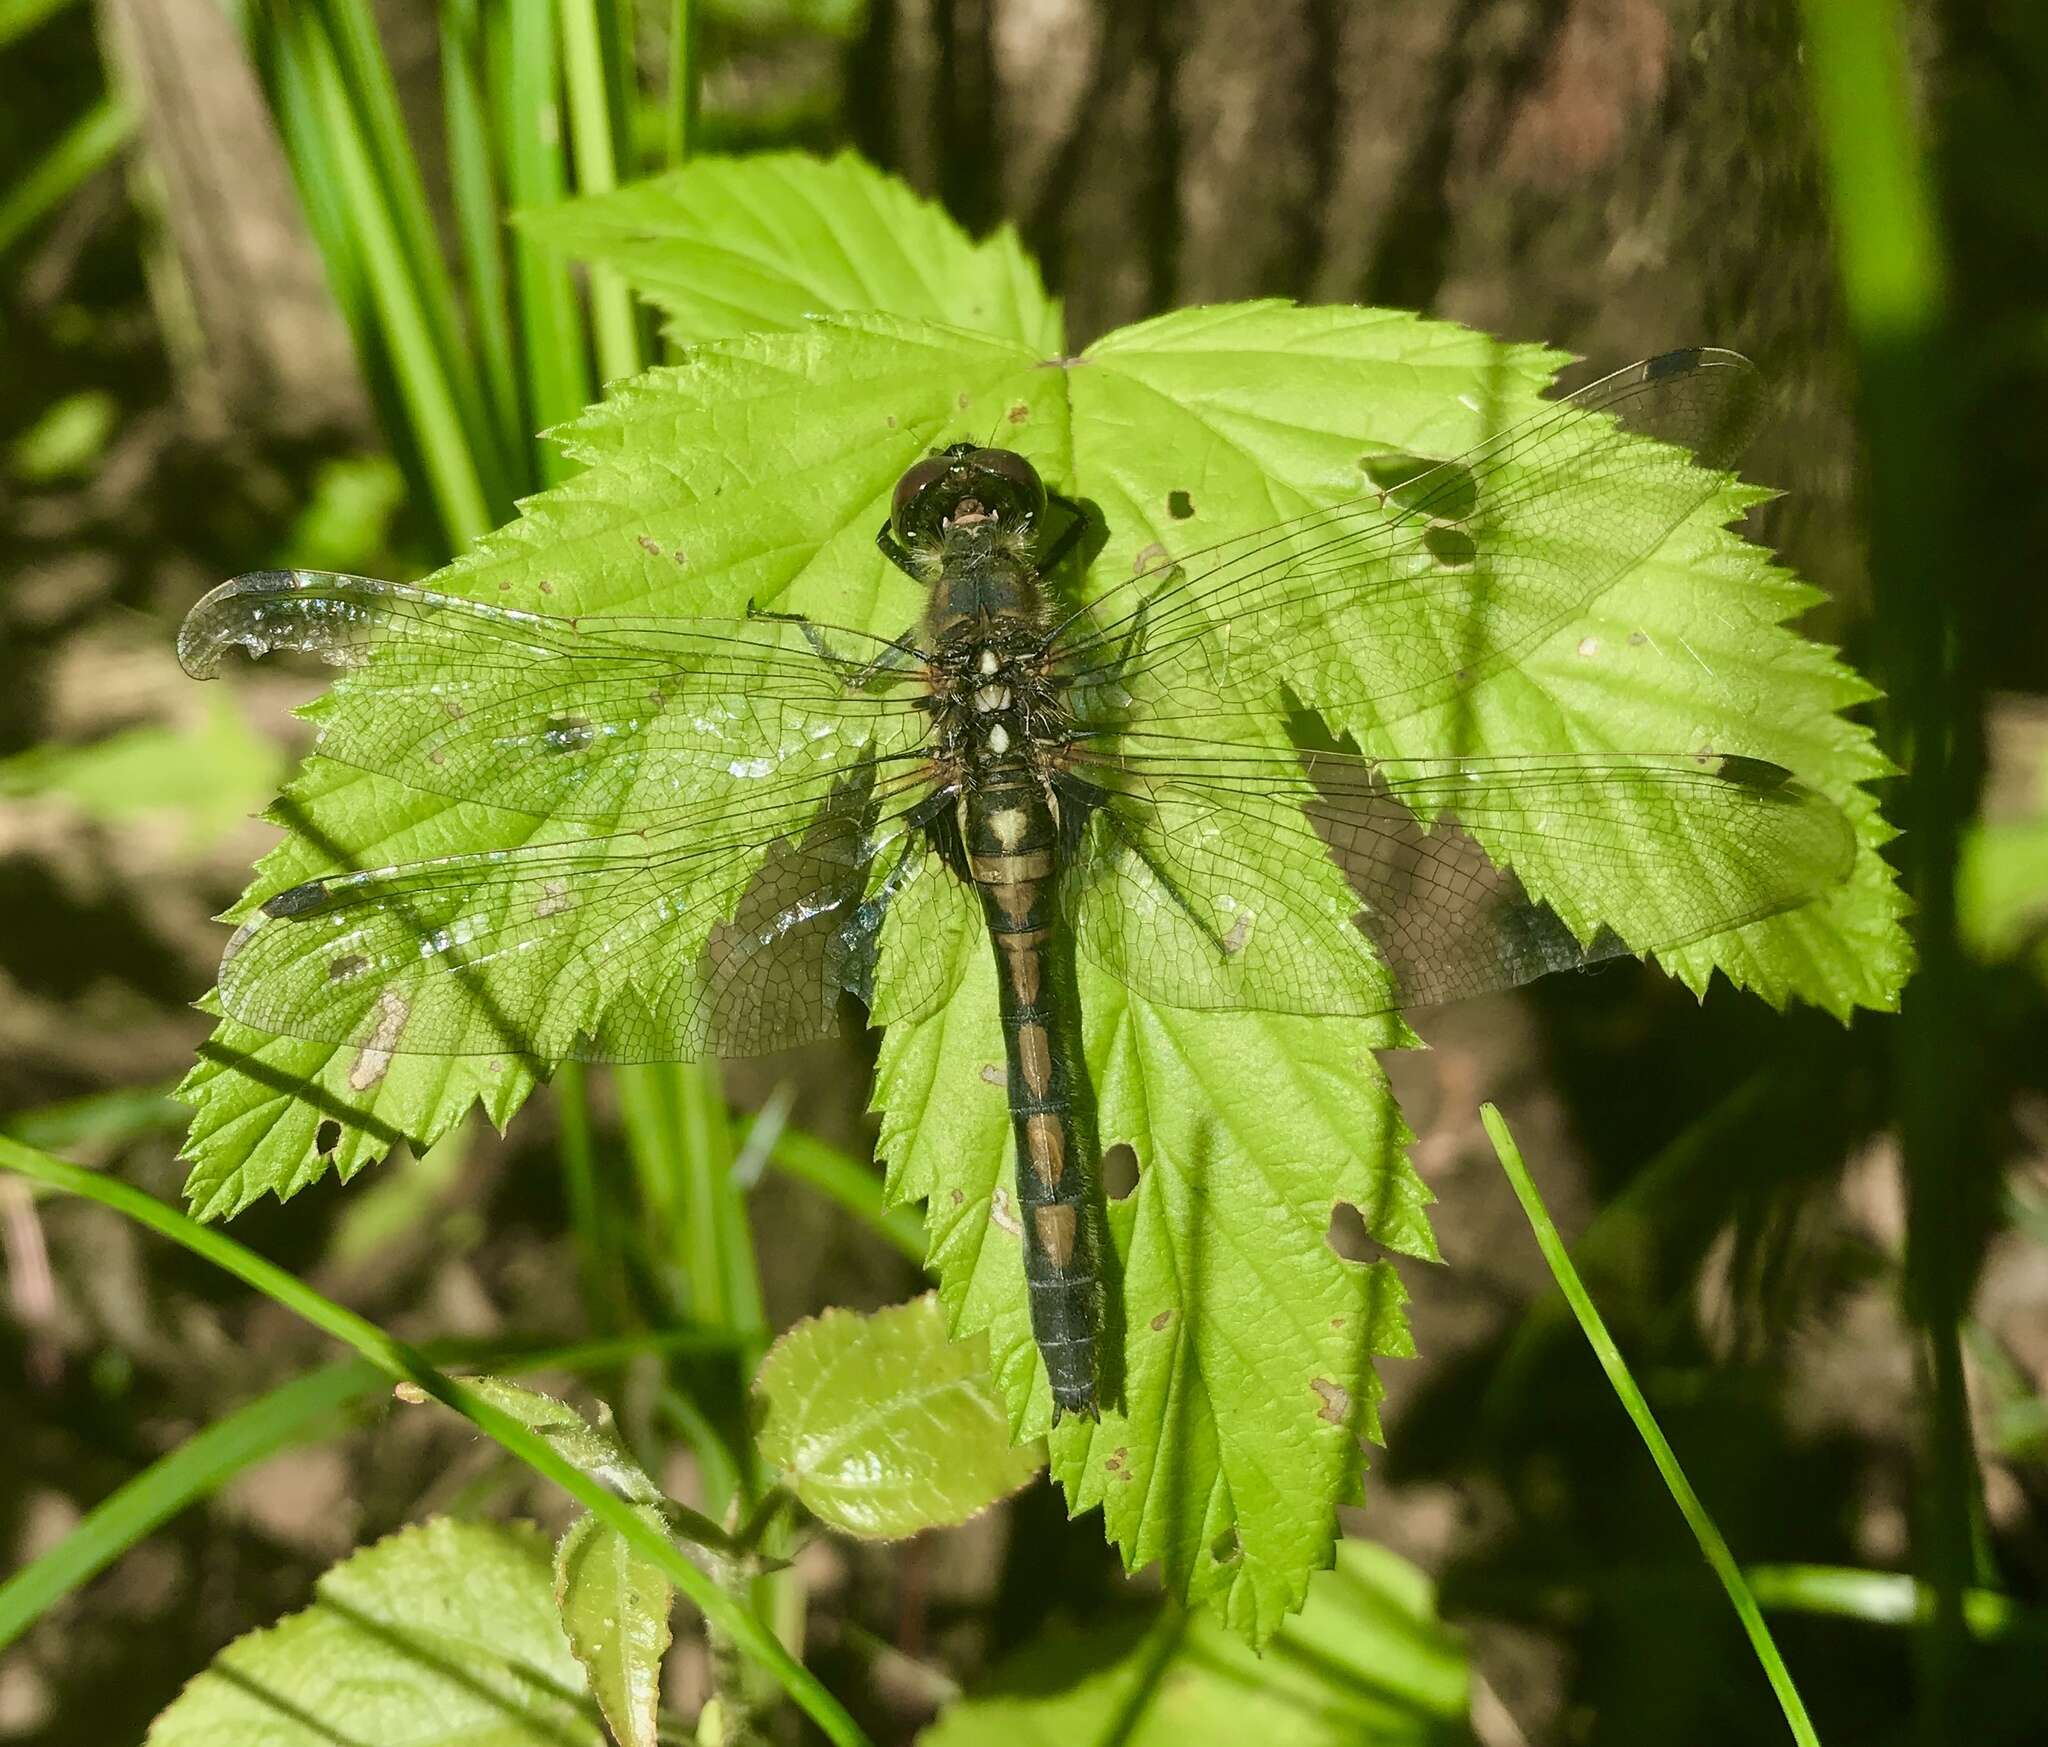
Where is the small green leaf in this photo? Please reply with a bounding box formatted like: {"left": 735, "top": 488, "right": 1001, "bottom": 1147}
{"left": 521, "top": 151, "right": 1061, "bottom": 351}
{"left": 454, "top": 1376, "right": 668, "bottom": 1506}
{"left": 554, "top": 1511, "right": 675, "bottom": 1747}
{"left": 146, "top": 1518, "right": 603, "bottom": 1747}
{"left": 920, "top": 1538, "right": 1469, "bottom": 1746}
{"left": 754, "top": 1295, "right": 1043, "bottom": 1539}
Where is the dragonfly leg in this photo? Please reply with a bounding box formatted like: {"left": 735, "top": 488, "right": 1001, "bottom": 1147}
{"left": 1034, "top": 493, "right": 1090, "bottom": 577}
{"left": 875, "top": 520, "right": 920, "bottom": 580}
{"left": 744, "top": 598, "right": 923, "bottom": 691}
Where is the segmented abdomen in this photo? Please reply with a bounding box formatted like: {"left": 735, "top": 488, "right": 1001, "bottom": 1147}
{"left": 964, "top": 763, "right": 1099, "bottom": 1422}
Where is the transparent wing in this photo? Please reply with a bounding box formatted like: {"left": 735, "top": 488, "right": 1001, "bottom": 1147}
{"left": 1052, "top": 349, "right": 1765, "bottom": 737}
{"left": 216, "top": 760, "right": 961, "bottom": 1061}
{"left": 180, "top": 570, "right": 931, "bottom": 825}
{"left": 1061, "top": 738, "right": 1856, "bottom": 1017}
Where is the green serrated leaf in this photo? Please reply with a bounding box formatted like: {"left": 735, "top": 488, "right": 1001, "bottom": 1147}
{"left": 919, "top": 1538, "right": 1469, "bottom": 1746}
{"left": 146, "top": 1518, "right": 602, "bottom": 1747}
{"left": 521, "top": 150, "right": 1061, "bottom": 351}
{"left": 554, "top": 1511, "right": 674, "bottom": 1747}
{"left": 754, "top": 1295, "right": 1044, "bottom": 1538}
{"left": 178, "top": 168, "right": 1906, "bottom": 1641}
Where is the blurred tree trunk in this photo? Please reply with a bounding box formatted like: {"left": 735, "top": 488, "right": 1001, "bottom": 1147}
{"left": 853, "top": 0, "right": 1865, "bottom": 610}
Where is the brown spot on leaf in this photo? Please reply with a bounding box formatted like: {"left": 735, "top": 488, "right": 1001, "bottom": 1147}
{"left": 1007, "top": 402, "right": 1029, "bottom": 424}
{"left": 637, "top": 535, "right": 661, "bottom": 555}
{"left": 980, "top": 1062, "right": 1005, "bottom": 1087}
{"left": 1150, "top": 1308, "right": 1173, "bottom": 1332}
{"left": 1311, "top": 1376, "right": 1351, "bottom": 1425}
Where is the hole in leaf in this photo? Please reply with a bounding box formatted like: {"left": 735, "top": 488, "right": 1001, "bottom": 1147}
{"left": 1166, "top": 489, "right": 1194, "bottom": 520}
{"left": 1209, "top": 1525, "right": 1242, "bottom": 1564}
{"left": 1103, "top": 1142, "right": 1140, "bottom": 1201}
{"left": 1325, "top": 1201, "right": 1373, "bottom": 1262}
{"left": 1364, "top": 454, "right": 1480, "bottom": 521}
{"left": 315, "top": 1119, "right": 342, "bottom": 1156}
{"left": 1423, "top": 521, "right": 1477, "bottom": 568}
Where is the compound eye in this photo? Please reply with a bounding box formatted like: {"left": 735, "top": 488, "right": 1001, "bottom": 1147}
{"left": 891, "top": 455, "right": 954, "bottom": 536}
{"left": 968, "top": 448, "right": 1047, "bottom": 519}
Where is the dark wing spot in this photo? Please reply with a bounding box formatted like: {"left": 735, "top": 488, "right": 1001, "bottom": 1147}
{"left": 543, "top": 715, "right": 596, "bottom": 754}
{"left": 1710, "top": 753, "right": 1795, "bottom": 795}
{"left": 1166, "top": 489, "right": 1194, "bottom": 520}
{"left": 315, "top": 1119, "right": 342, "bottom": 1155}
{"left": 263, "top": 880, "right": 332, "bottom": 919}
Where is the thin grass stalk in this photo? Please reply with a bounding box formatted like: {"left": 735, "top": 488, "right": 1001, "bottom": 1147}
{"left": 441, "top": 0, "right": 527, "bottom": 499}
{"left": 0, "top": 1327, "right": 735, "bottom": 1651}
{"left": 0, "top": 0, "right": 82, "bottom": 52}
{"left": 256, "top": 7, "right": 373, "bottom": 370}
{"left": 288, "top": 4, "right": 492, "bottom": 545}
{"left": 680, "top": 1063, "right": 765, "bottom": 1363}
{"left": 316, "top": 0, "right": 512, "bottom": 510}
{"left": 555, "top": 1059, "right": 630, "bottom": 1331}
{"left": 0, "top": 1139, "right": 871, "bottom": 1747}
{"left": 0, "top": 97, "right": 130, "bottom": 258}
{"left": 666, "top": 0, "right": 695, "bottom": 164}
{"left": 499, "top": 0, "right": 592, "bottom": 481}
{"left": 1480, "top": 1104, "right": 1821, "bottom": 1747}
{"left": 751, "top": 1119, "right": 925, "bottom": 1263}
{"left": 1794, "top": 6, "right": 1986, "bottom": 1736}
{"left": 558, "top": 0, "right": 643, "bottom": 382}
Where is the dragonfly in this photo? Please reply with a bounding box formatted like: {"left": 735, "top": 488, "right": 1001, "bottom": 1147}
{"left": 178, "top": 347, "right": 1856, "bottom": 1422}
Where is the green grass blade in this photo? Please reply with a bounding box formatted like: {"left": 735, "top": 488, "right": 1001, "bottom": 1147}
{"left": 665, "top": 0, "right": 695, "bottom": 165}
{"left": 0, "top": 1137, "right": 872, "bottom": 1747}
{"left": 1479, "top": 1103, "right": 1821, "bottom": 1747}
{"left": 1797, "top": 7, "right": 1983, "bottom": 1733}
{"left": 0, "top": 97, "right": 129, "bottom": 259}
{"left": 2, "top": 1080, "right": 181, "bottom": 1153}
{"left": 553, "top": 1060, "right": 633, "bottom": 1332}
{"left": 1745, "top": 1565, "right": 2044, "bottom": 1643}
{"left": 0, "top": 1326, "right": 740, "bottom": 1657}
{"left": 0, "top": 0, "right": 78, "bottom": 52}
{"left": 678, "top": 1063, "right": 765, "bottom": 1358}
{"left": 500, "top": 0, "right": 592, "bottom": 481}
{"left": 316, "top": 0, "right": 512, "bottom": 510}
{"left": 749, "top": 1119, "right": 925, "bottom": 1264}
{"left": 0, "top": 1360, "right": 373, "bottom": 1652}
{"left": 441, "top": 0, "right": 527, "bottom": 495}
{"left": 258, "top": 4, "right": 371, "bottom": 345}
{"left": 558, "top": 0, "right": 643, "bottom": 382}
{"left": 289, "top": 4, "right": 493, "bottom": 545}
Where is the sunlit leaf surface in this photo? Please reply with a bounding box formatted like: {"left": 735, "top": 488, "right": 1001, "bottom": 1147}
{"left": 920, "top": 1538, "right": 1469, "bottom": 1746}
{"left": 178, "top": 154, "right": 1906, "bottom": 1642}
{"left": 754, "top": 1295, "right": 1043, "bottom": 1538}
{"left": 146, "top": 1519, "right": 602, "bottom": 1747}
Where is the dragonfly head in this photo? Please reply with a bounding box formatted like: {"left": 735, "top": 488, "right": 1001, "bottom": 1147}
{"left": 891, "top": 443, "right": 1048, "bottom": 547}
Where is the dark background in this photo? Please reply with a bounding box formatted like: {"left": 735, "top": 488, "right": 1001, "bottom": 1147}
{"left": 2, "top": 1, "right": 2045, "bottom": 1743}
